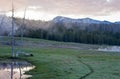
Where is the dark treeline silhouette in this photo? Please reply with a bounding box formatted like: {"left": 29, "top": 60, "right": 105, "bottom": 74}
{"left": 15, "top": 18, "right": 120, "bottom": 45}
{"left": 25, "top": 29, "right": 120, "bottom": 45}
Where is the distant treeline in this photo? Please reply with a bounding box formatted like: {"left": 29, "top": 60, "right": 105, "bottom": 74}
{"left": 14, "top": 17, "right": 120, "bottom": 45}
{"left": 16, "top": 23, "right": 120, "bottom": 45}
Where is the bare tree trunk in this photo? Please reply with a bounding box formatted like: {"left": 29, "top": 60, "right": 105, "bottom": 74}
{"left": 11, "top": 0, "right": 14, "bottom": 79}
{"left": 11, "top": 0, "right": 15, "bottom": 58}
{"left": 0, "top": 16, "right": 4, "bottom": 28}
{"left": 0, "top": 16, "right": 5, "bottom": 35}
{"left": 16, "top": 8, "right": 27, "bottom": 57}
{"left": 20, "top": 8, "right": 26, "bottom": 52}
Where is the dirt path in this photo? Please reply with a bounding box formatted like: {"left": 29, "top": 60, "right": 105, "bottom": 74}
{"left": 78, "top": 57, "right": 94, "bottom": 79}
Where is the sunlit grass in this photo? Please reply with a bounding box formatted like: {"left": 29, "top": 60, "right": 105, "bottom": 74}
{"left": 0, "top": 37, "right": 120, "bottom": 79}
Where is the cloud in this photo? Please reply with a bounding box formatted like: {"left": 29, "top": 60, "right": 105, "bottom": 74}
{"left": 0, "top": 0, "right": 120, "bottom": 21}
{"left": 28, "top": 6, "right": 41, "bottom": 10}
{"left": 23, "top": 0, "right": 120, "bottom": 16}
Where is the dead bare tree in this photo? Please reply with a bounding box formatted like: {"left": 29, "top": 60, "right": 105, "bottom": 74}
{"left": 20, "top": 8, "right": 26, "bottom": 52}
{"left": 11, "top": 0, "right": 15, "bottom": 58}
{"left": 11, "top": 0, "right": 14, "bottom": 79}
{"left": 0, "top": 15, "right": 5, "bottom": 35}
{"left": 16, "top": 8, "right": 27, "bottom": 57}
{"left": 0, "top": 16, "right": 4, "bottom": 28}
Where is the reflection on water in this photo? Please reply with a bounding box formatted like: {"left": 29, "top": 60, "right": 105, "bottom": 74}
{"left": 0, "top": 61, "right": 35, "bottom": 79}
{"left": 98, "top": 46, "right": 120, "bottom": 52}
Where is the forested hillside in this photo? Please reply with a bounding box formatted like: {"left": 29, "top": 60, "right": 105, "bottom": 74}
{"left": 13, "top": 16, "right": 120, "bottom": 45}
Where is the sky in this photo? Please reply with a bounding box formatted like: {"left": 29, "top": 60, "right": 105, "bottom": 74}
{"left": 0, "top": 0, "right": 120, "bottom": 22}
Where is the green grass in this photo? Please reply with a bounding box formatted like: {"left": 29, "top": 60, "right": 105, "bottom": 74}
{"left": 0, "top": 37, "right": 120, "bottom": 79}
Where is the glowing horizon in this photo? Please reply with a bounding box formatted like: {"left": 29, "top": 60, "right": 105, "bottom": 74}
{"left": 5, "top": 8, "right": 120, "bottom": 22}
{"left": 1, "top": 0, "right": 120, "bottom": 22}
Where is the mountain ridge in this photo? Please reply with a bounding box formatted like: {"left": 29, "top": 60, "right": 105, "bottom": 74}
{"left": 52, "top": 16, "right": 116, "bottom": 24}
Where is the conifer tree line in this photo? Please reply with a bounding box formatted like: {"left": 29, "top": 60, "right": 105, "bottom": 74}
{"left": 15, "top": 18, "right": 120, "bottom": 45}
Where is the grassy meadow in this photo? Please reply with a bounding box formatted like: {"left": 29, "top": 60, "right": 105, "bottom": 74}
{"left": 0, "top": 37, "right": 120, "bottom": 79}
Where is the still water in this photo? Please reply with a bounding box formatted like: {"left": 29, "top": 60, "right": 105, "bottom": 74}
{"left": 0, "top": 61, "right": 35, "bottom": 79}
